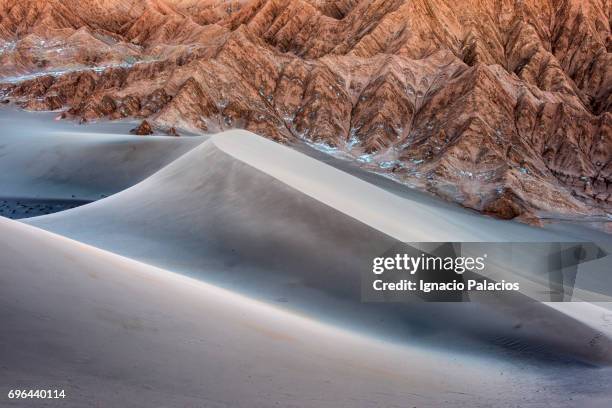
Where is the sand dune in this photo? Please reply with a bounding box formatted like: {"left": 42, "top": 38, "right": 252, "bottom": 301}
{"left": 3, "top": 217, "right": 612, "bottom": 407}
{"left": 0, "top": 218, "right": 524, "bottom": 407}
{"left": 25, "top": 130, "right": 612, "bottom": 367}
{"left": 2, "top": 109, "right": 611, "bottom": 405}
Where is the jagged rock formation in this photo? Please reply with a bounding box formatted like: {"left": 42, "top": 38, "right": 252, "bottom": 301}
{"left": 1, "top": 0, "right": 610, "bottom": 223}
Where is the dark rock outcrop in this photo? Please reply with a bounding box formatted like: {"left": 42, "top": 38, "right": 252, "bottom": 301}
{"left": 130, "top": 120, "right": 153, "bottom": 135}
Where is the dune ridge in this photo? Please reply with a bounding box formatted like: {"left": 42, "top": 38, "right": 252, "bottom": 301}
{"left": 23, "top": 129, "right": 612, "bottom": 367}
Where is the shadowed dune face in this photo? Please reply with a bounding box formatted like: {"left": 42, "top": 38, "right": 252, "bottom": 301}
{"left": 25, "top": 130, "right": 612, "bottom": 367}
{"left": 0, "top": 197, "right": 90, "bottom": 219}
{"left": 0, "top": 0, "right": 610, "bottom": 222}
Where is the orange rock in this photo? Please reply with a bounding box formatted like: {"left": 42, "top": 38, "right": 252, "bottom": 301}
{"left": 0, "top": 0, "right": 609, "bottom": 221}
{"left": 130, "top": 120, "right": 153, "bottom": 135}
{"left": 165, "top": 127, "right": 179, "bottom": 136}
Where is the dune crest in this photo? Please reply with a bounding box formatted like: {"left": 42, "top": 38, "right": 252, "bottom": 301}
{"left": 23, "top": 129, "right": 612, "bottom": 367}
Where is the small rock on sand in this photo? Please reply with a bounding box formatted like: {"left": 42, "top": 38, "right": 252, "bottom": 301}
{"left": 165, "top": 127, "right": 180, "bottom": 137}
{"left": 130, "top": 120, "right": 154, "bottom": 135}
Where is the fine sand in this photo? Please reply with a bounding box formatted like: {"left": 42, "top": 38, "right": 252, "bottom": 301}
{"left": 3, "top": 218, "right": 612, "bottom": 407}
{"left": 23, "top": 129, "right": 612, "bottom": 362}
{"left": 1, "top": 109, "right": 611, "bottom": 407}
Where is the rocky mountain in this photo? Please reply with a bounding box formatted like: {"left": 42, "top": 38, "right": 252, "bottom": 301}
{"left": 1, "top": 0, "right": 610, "bottom": 224}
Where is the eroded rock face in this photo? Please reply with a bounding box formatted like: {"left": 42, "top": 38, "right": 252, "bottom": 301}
{"left": 0, "top": 0, "right": 610, "bottom": 223}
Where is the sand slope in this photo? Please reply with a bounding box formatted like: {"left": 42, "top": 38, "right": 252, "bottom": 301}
{"left": 24, "top": 130, "right": 612, "bottom": 367}
{"left": 0, "top": 217, "right": 563, "bottom": 408}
